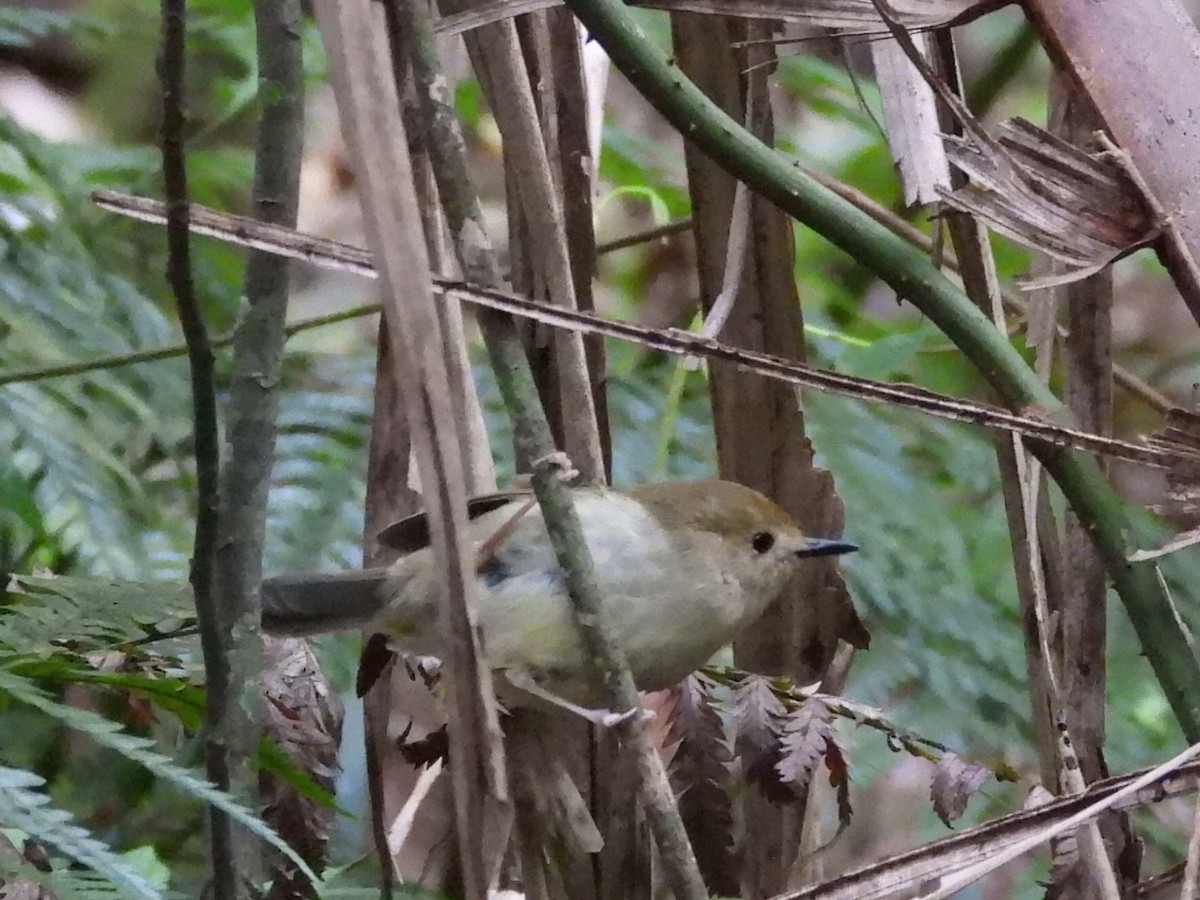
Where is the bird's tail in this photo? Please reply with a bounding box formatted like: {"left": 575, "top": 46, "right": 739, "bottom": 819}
{"left": 261, "top": 569, "right": 391, "bottom": 636}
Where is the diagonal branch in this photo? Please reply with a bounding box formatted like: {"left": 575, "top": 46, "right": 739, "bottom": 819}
{"left": 555, "top": 0, "right": 1200, "bottom": 742}
{"left": 86, "top": 191, "right": 1191, "bottom": 471}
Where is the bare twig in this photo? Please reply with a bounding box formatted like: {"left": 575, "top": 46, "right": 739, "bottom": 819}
{"left": 441, "top": 0, "right": 605, "bottom": 483}
{"left": 1182, "top": 791, "right": 1200, "bottom": 898}
{"left": 88, "top": 192, "right": 1194, "bottom": 470}
{"left": 94, "top": 185, "right": 1173, "bottom": 414}
{"left": 0, "top": 302, "right": 377, "bottom": 388}
{"left": 214, "top": 0, "right": 307, "bottom": 892}
{"left": 313, "top": 3, "right": 508, "bottom": 899}
{"left": 158, "top": 1, "right": 233, "bottom": 897}
{"left": 596, "top": 218, "right": 693, "bottom": 255}
{"left": 392, "top": 0, "right": 704, "bottom": 894}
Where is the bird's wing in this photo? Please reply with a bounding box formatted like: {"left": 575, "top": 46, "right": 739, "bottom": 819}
{"left": 374, "top": 489, "right": 534, "bottom": 554}
{"left": 261, "top": 493, "right": 544, "bottom": 641}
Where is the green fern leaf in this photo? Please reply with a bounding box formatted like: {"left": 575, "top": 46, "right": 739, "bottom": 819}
{"left": 3, "top": 575, "right": 194, "bottom": 655}
{"left": 0, "top": 668, "right": 318, "bottom": 885}
{"left": 0, "top": 765, "right": 161, "bottom": 899}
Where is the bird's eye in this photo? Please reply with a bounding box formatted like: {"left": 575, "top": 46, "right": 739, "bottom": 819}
{"left": 751, "top": 531, "right": 775, "bottom": 554}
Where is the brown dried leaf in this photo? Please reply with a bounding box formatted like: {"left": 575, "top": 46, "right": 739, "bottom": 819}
{"left": 355, "top": 632, "right": 394, "bottom": 698}
{"left": 940, "top": 118, "right": 1157, "bottom": 282}
{"left": 733, "top": 674, "right": 786, "bottom": 757}
{"left": 0, "top": 833, "right": 52, "bottom": 900}
{"left": 776, "top": 698, "right": 834, "bottom": 791}
{"left": 260, "top": 636, "right": 345, "bottom": 892}
{"left": 1146, "top": 406, "right": 1200, "bottom": 516}
{"left": 872, "top": 31, "right": 949, "bottom": 207}
{"left": 1134, "top": 404, "right": 1200, "bottom": 560}
{"left": 733, "top": 674, "right": 794, "bottom": 803}
{"left": 931, "top": 751, "right": 990, "bottom": 825}
{"left": 825, "top": 731, "right": 854, "bottom": 833}
{"left": 397, "top": 723, "right": 450, "bottom": 769}
{"left": 666, "top": 675, "right": 739, "bottom": 896}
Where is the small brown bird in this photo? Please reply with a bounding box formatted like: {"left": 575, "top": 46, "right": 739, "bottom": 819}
{"left": 261, "top": 479, "right": 856, "bottom": 704}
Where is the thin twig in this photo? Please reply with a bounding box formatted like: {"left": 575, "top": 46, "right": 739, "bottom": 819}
{"left": 314, "top": 4, "right": 508, "bottom": 898}
{"left": 1182, "top": 790, "right": 1200, "bottom": 897}
{"left": 86, "top": 192, "right": 1193, "bottom": 470}
{"left": 596, "top": 217, "right": 693, "bottom": 255}
{"left": 394, "top": 0, "right": 705, "bottom": 894}
{"left": 158, "top": 1, "right": 233, "bottom": 897}
{"left": 92, "top": 185, "right": 1173, "bottom": 414}
{"left": 213, "top": 0, "right": 307, "bottom": 890}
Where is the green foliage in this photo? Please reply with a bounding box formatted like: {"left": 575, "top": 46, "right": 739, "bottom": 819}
{"left": 0, "top": 7, "right": 96, "bottom": 49}
{"left": 0, "top": 765, "right": 163, "bottom": 899}
{"left": 3, "top": 576, "right": 194, "bottom": 654}
{"left": 0, "top": 119, "right": 194, "bottom": 578}
{"left": 0, "top": 668, "right": 319, "bottom": 886}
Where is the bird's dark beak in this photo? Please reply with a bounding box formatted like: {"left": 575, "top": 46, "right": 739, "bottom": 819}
{"left": 795, "top": 538, "right": 858, "bottom": 558}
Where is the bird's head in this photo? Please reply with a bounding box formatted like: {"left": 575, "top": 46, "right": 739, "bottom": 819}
{"left": 629, "top": 479, "right": 857, "bottom": 614}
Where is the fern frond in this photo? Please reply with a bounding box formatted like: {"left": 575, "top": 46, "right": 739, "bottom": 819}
{"left": 3, "top": 575, "right": 194, "bottom": 655}
{"left": 0, "top": 765, "right": 162, "bottom": 899}
{"left": 0, "top": 668, "right": 318, "bottom": 886}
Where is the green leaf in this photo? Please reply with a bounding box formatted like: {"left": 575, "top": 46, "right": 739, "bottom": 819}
{"left": 3, "top": 575, "right": 195, "bottom": 656}
{"left": 0, "top": 765, "right": 161, "bottom": 899}
{"left": 0, "top": 668, "right": 319, "bottom": 886}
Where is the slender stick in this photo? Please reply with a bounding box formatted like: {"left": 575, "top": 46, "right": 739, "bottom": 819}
{"left": 392, "top": 0, "right": 707, "bottom": 894}
{"left": 158, "top": 1, "right": 234, "bottom": 897}
{"left": 212, "top": 0, "right": 307, "bottom": 889}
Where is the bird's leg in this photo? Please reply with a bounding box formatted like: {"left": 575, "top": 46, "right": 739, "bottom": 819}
{"left": 503, "top": 669, "right": 654, "bottom": 727}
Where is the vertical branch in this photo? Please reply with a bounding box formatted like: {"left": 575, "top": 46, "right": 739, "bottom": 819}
{"left": 670, "top": 13, "right": 861, "bottom": 895}
{"left": 157, "top": 2, "right": 233, "bottom": 898}
{"left": 385, "top": 1, "right": 707, "bottom": 897}
{"left": 435, "top": 0, "right": 606, "bottom": 484}
{"left": 1052, "top": 77, "right": 1114, "bottom": 779}
{"left": 313, "top": 4, "right": 509, "bottom": 897}
{"left": 362, "top": 10, "right": 501, "bottom": 888}
{"left": 1051, "top": 70, "right": 1137, "bottom": 892}
{"left": 360, "top": 330, "right": 422, "bottom": 898}
{"left": 933, "top": 31, "right": 1121, "bottom": 897}
{"left": 213, "top": 0, "right": 308, "bottom": 892}
{"left": 547, "top": 10, "right": 610, "bottom": 474}
{"left": 926, "top": 28, "right": 1064, "bottom": 787}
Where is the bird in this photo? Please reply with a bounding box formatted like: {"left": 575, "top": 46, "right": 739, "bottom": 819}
{"left": 260, "top": 479, "right": 857, "bottom": 707}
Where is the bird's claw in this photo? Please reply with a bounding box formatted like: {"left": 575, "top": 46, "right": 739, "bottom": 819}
{"left": 594, "top": 706, "right": 656, "bottom": 728}
{"left": 504, "top": 669, "right": 655, "bottom": 727}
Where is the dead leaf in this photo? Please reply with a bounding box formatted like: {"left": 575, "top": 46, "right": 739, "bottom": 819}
{"left": 930, "top": 751, "right": 990, "bottom": 825}
{"left": 776, "top": 698, "right": 835, "bottom": 791}
{"left": 940, "top": 119, "right": 1157, "bottom": 284}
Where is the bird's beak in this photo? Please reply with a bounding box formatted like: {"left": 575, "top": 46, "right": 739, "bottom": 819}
{"left": 795, "top": 537, "right": 858, "bottom": 558}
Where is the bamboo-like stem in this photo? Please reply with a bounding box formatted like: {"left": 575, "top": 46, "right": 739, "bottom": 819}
{"left": 560, "top": 0, "right": 1200, "bottom": 739}
{"left": 391, "top": 0, "right": 707, "bottom": 895}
